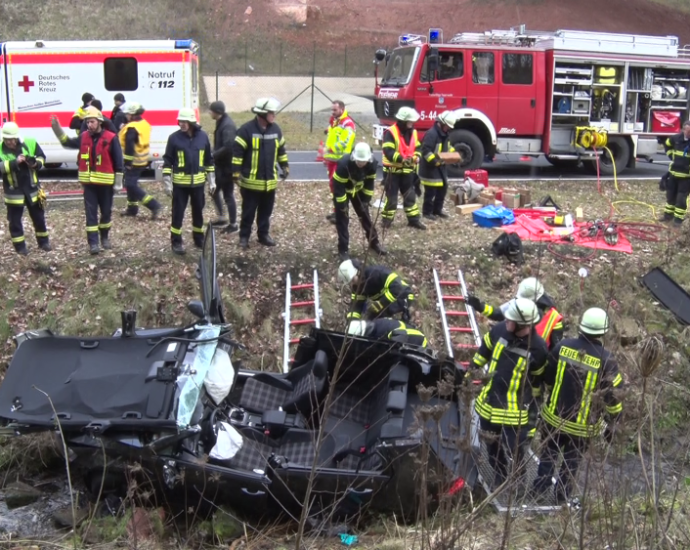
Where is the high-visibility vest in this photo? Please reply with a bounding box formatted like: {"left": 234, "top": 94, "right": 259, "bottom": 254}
{"left": 119, "top": 119, "right": 151, "bottom": 167}
{"left": 77, "top": 130, "right": 117, "bottom": 185}
{"left": 324, "top": 111, "right": 355, "bottom": 162}
{"left": 382, "top": 124, "right": 418, "bottom": 169}
{"left": 0, "top": 138, "right": 41, "bottom": 205}
{"left": 535, "top": 307, "right": 563, "bottom": 347}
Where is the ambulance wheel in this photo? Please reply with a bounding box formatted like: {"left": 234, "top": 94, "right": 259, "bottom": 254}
{"left": 582, "top": 137, "right": 630, "bottom": 177}
{"left": 447, "top": 130, "right": 485, "bottom": 177}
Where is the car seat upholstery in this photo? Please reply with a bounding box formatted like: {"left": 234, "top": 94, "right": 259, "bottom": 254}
{"left": 238, "top": 350, "right": 328, "bottom": 416}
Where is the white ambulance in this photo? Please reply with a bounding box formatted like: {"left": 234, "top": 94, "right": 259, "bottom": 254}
{"left": 0, "top": 39, "right": 200, "bottom": 166}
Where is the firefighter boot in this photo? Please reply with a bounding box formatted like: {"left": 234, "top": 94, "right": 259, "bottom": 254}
{"left": 339, "top": 251, "right": 350, "bottom": 261}
{"left": 370, "top": 241, "right": 388, "bottom": 256}
{"left": 222, "top": 223, "right": 239, "bottom": 234}
{"left": 171, "top": 242, "right": 186, "bottom": 255}
{"left": 258, "top": 235, "right": 276, "bottom": 247}
{"left": 16, "top": 245, "right": 29, "bottom": 256}
{"left": 239, "top": 237, "right": 249, "bottom": 250}
{"left": 39, "top": 241, "right": 52, "bottom": 252}
{"left": 90, "top": 243, "right": 100, "bottom": 255}
{"left": 326, "top": 212, "right": 336, "bottom": 225}
{"left": 100, "top": 231, "right": 112, "bottom": 250}
{"left": 408, "top": 218, "right": 427, "bottom": 230}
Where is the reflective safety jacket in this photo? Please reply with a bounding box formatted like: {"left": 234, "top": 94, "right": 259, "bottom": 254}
{"left": 417, "top": 121, "right": 455, "bottom": 187}
{"left": 324, "top": 110, "right": 355, "bottom": 162}
{"left": 332, "top": 153, "right": 377, "bottom": 206}
{"left": 58, "top": 129, "right": 124, "bottom": 185}
{"left": 366, "top": 318, "right": 427, "bottom": 347}
{"left": 476, "top": 295, "right": 564, "bottom": 350}
{"left": 664, "top": 132, "right": 690, "bottom": 178}
{"left": 382, "top": 122, "right": 421, "bottom": 174}
{"left": 472, "top": 322, "right": 548, "bottom": 426}
{"left": 119, "top": 118, "right": 151, "bottom": 168}
{"left": 232, "top": 117, "right": 289, "bottom": 192}
{"left": 541, "top": 335, "right": 623, "bottom": 438}
{"left": 162, "top": 126, "right": 214, "bottom": 186}
{"left": 0, "top": 138, "right": 45, "bottom": 206}
{"left": 347, "top": 264, "right": 415, "bottom": 321}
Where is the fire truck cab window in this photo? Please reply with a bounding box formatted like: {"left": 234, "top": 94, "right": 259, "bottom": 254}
{"left": 472, "top": 52, "right": 495, "bottom": 84}
{"left": 502, "top": 53, "right": 533, "bottom": 85}
{"left": 438, "top": 52, "right": 464, "bottom": 81}
{"left": 104, "top": 57, "right": 138, "bottom": 92}
{"left": 381, "top": 47, "right": 419, "bottom": 86}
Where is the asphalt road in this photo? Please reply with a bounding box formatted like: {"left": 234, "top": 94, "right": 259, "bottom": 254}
{"left": 40, "top": 151, "right": 669, "bottom": 183}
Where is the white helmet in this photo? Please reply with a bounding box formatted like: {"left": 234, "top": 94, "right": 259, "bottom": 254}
{"left": 1, "top": 122, "right": 20, "bottom": 140}
{"left": 252, "top": 97, "right": 281, "bottom": 115}
{"left": 395, "top": 106, "right": 420, "bottom": 123}
{"left": 177, "top": 108, "right": 197, "bottom": 123}
{"left": 337, "top": 260, "right": 358, "bottom": 285}
{"left": 437, "top": 110, "right": 457, "bottom": 128}
{"left": 504, "top": 298, "right": 540, "bottom": 325}
{"left": 579, "top": 307, "right": 610, "bottom": 336}
{"left": 352, "top": 142, "right": 372, "bottom": 163}
{"left": 347, "top": 320, "right": 369, "bottom": 336}
{"left": 123, "top": 102, "right": 143, "bottom": 115}
{"left": 516, "top": 277, "right": 544, "bottom": 302}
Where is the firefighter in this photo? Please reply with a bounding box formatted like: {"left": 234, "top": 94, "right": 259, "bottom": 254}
{"left": 381, "top": 106, "right": 425, "bottom": 230}
{"left": 347, "top": 318, "right": 428, "bottom": 348}
{"left": 51, "top": 107, "right": 123, "bottom": 255}
{"left": 111, "top": 93, "right": 127, "bottom": 131}
{"left": 337, "top": 259, "right": 415, "bottom": 322}
{"left": 0, "top": 122, "right": 51, "bottom": 254}
{"left": 161, "top": 108, "right": 215, "bottom": 255}
{"left": 470, "top": 298, "right": 548, "bottom": 489}
{"left": 332, "top": 142, "right": 387, "bottom": 261}
{"left": 232, "top": 97, "right": 289, "bottom": 250}
{"left": 208, "top": 100, "right": 238, "bottom": 232}
{"left": 533, "top": 307, "right": 623, "bottom": 504}
{"left": 661, "top": 120, "right": 690, "bottom": 226}
{"left": 70, "top": 92, "right": 94, "bottom": 134}
{"left": 80, "top": 100, "right": 118, "bottom": 134}
{"left": 118, "top": 102, "right": 161, "bottom": 219}
{"left": 324, "top": 100, "right": 356, "bottom": 224}
{"left": 467, "top": 277, "right": 565, "bottom": 350}
{"left": 419, "top": 111, "right": 458, "bottom": 220}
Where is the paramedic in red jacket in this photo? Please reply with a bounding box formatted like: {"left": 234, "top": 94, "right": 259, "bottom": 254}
{"left": 51, "top": 106, "right": 124, "bottom": 255}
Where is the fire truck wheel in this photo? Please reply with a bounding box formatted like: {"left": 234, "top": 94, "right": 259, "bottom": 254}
{"left": 448, "top": 129, "right": 484, "bottom": 176}
{"left": 582, "top": 136, "right": 630, "bottom": 177}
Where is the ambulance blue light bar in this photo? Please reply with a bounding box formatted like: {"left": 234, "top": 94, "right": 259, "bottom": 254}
{"left": 175, "top": 40, "right": 194, "bottom": 49}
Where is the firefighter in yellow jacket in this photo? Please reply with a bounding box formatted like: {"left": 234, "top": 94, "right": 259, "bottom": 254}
{"left": 119, "top": 102, "right": 161, "bottom": 219}
{"left": 324, "top": 100, "right": 356, "bottom": 223}
{"left": 381, "top": 107, "right": 425, "bottom": 230}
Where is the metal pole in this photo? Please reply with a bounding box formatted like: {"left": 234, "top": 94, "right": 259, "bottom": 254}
{"left": 282, "top": 273, "right": 292, "bottom": 373}
{"left": 215, "top": 71, "right": 218, "bottom": 101}
{"left": 279, "top": 42, "right": 283, "bottom": 75}
{"left": 244, "top": 40, "right": 248, "bottom": 74}
{"left": 310, "top": 71, "right": 315, "bottom": 133}
{"left": 344, "top": 46, "right": 348, "bottom": 76}
{"left": 313, "top": 270, "right": 322, "bottom": 328}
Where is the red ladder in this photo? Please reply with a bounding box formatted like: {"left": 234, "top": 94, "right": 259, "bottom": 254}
{"left": 282, "top": 270, "right": 322, "bottom": 373}
{"left": 433, "top": 268, "right": 482, "bottom": 370}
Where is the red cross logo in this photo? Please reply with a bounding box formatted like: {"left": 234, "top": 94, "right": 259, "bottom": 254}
{"left": 18, "top": 76, "right": 35, "bottom": 92}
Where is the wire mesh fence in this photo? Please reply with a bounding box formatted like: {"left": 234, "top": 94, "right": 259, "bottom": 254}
{"left": 200, "top": 40, "right": 380, "bottom": 150}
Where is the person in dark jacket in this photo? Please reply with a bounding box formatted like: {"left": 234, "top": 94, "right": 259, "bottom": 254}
{"left": 661, "top": 120, "right": 690, "bottom": 226}
{"left": 70, "top": 92, "right": 94, "bottom": 134}
{"left": 347, "top": 318, "right": 428, "bottom": 348}
{"left": 162, "top": 108, "right": 215, "bottom": 255}
{"left": 470, "top": 298, "right": 548, "bottom": 489}
{"left": 51, "top": 106, "right": 124, "bottom": 255}
{"left": 208, "top": 100, "right": 238, "bottom": 232}
{"left": 331, "top": 142, "right": 386, "bottom": 260}
{"left": 337, "top": 259, "right": 415, "bottom": 322}
{"left": 231, "top": 97, "right": 289, "bottom": 249}
{"left": 80, "top": 100, "right": 117, "bottom": 134}
{"left": 111, "top": 93, "right": 126, "bottom": 131}
{"left": 533, "top": 307, "right": 623, "bottom": 504}
{"left": 418, "top": 111, "right": 458, "bottom": 220}
{"left": 0, "top": 122, "right": 51, "bottom": 254}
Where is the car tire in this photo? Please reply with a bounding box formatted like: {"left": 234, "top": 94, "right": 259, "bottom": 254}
{"left": 447, "top": 130, "right": 485, "bottom": 177}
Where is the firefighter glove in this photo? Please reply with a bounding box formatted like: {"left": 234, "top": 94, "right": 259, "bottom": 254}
{"left": 114, "top": 173, "right": 123, "bottom": 192}
{"left": 50, "top": 116, "right": 65, "bottom": 140}
{"left": 163, "top": 175, "right": 173, "bottom": 197}
{"left": 37, "top": 188, "right": 47, "bottom": 210}
{"left": 232, "top": 172, "right": 241, "bottom": 185}
{"left": 402, "top": 157, "right": 414, "bottom": 168}
{"left": 281, "top": 165, "right": 290, "bottom": 181}
{"left": 466, "top": 294, "right": 483, "bottom": 311}
{"left": 206, "top": 172, "right": 217, "bottom": 194}
{"left": 434, "top": 158, "right": 444, "bottom": 167}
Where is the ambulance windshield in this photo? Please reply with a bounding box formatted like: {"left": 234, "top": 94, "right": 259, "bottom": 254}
{"left": 381, "top": 47, "right": 420, "bottom": 87}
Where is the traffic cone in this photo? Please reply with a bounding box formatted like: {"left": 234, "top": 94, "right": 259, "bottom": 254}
{"left": 316, "top": 140, "right": 325, "bottom": 162}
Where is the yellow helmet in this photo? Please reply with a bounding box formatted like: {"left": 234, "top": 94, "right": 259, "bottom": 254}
{"left": 83, "top": 106, "right": 104, "bottom": 122}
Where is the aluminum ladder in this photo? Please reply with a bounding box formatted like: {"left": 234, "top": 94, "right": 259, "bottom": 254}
{"left": 282, "top": 270, "right": 322, "bottom": 373}
{"left": 433, "top": 268, "right": 482, "bottom": 364}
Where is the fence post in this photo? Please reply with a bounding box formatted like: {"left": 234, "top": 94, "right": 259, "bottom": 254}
{"left": 310, "top": 43, "right": 316, "bottom": 133}
{"left": 344, "top": 46, "right": 348, "bottom": 77}
{"left": 215, "top": 71, "right": 219, "bottom": 101}
{"left": 279, "top": 42, "right": 283, "bottom": 75}
{"left": 244, "top": 40, "right": 248, "bottom": 74}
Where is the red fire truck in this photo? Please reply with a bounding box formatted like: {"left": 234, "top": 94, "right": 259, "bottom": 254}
{"left": 372, "top": 27, "right": 690, "bottom": 176}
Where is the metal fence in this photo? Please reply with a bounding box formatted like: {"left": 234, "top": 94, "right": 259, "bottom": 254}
{"left": 200, "top": 40, "right": 381, "bottom": 151}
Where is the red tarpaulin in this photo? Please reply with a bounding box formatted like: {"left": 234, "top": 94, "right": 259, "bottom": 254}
{"left": 500, "top": 215, "right": 633, "bottom": 254}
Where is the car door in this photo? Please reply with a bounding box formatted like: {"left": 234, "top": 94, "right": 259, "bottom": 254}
{"left": 417, "top": 49, "right": 467, "bottom": 123}
{"left": 465, "top": 50, "right": 498, "bottom": 122}
{"left": 497, "top": 51, "right": 541, "bottom": 135}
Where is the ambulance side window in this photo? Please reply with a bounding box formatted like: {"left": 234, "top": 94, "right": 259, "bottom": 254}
{"left": 104, "top": 57, "right": 138, "bottom": 92}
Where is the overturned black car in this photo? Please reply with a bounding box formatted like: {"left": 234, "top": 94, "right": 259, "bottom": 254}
{"left": 0, "top": 227, "right": 478, "bottom": 522}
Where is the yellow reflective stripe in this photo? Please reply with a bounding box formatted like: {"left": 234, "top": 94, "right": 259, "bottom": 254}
{"left": 611, "top": 373, "right": 623, "bottom": 387}
{"left": 335, "top": 194, "right": 348, "bottom": 203}
{"left": 123, "top": 154, "right": 135, "bottom": 161}
{"left": 333, "top": 172, "right": 349, "bottom": 184}
{"left": 205, "top": 165, "right": 215, "bottom": 173}
{"left": 199, "top": 150, "right": 205, "bottom": 168}
{"left": 162, "top": 167, "right": 172, "bottom": 175}
{"left": 347, "top": 312, "right": 362, "bottom": 320}
{"left": 99, "top": 222, "right": 112, "bottom": 229}
{"left": 238, "top": 178, "right": 278, "bottom": 192}
{"left": 236, "top": 136, "right": 248, "bottom": 148}
{"left": 506, "top": 357, "right": 526, "bottom": 413}
{"left": 35, "top": 231, "right": 49, "bottom": 237}
{"left": 606, "top": 402, "right": 623, "bottom": 415}
{"left": 172, "top": 173, "right": 206, "bottom": 185}
{"left": 11, "top": 235, "right": 25, "bottom": 243}
{"left": 473, "top": 354, "right": 488, "bottom": 367}
{"left": 577, "top": 370, "right": 598, "bottom": 426}
{"left": 483, "top": 331, "right": 493, "bottom": 350}
{"left": 170, "top": 226, "right": 182, "bottom": 235}
{"left": 382, "top": 273, "right": 399, "bottom": 303}
{"left": 177, "top": 150, "right": 185, "bottom": 168}
{"left": 192, "top": 226, "right": 204, "bottom": 233}
{"left": 547, "top": 358, "right": 567, "bottom": 416}
{"left": 4, "top": 197, "right": 26, "bottom": 205}
{"left": 360, "top": 187, "right": 374, "bottom": 197}
{"left": 86, "top": 226, "right": 99, "bottom": 232}
{"left": 542, "top": 407, "right": 601, "bottom": 437}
